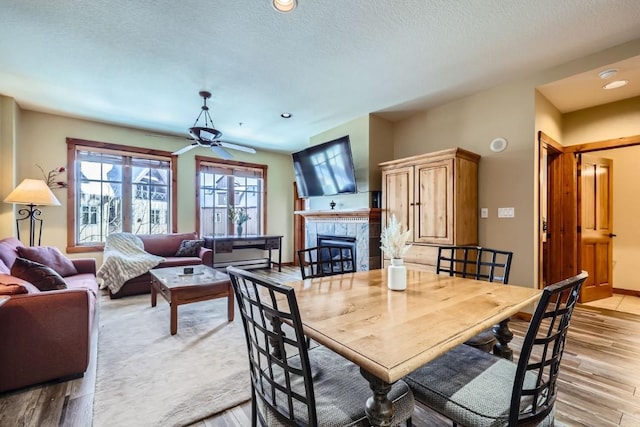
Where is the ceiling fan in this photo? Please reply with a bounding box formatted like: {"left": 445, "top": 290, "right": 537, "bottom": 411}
{"left": 172, "top": 91, "right": 256, "bottom": 159}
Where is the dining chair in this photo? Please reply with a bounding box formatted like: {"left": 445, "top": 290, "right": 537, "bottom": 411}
{"left": 226, "top": 266, "right": 415, "bottom": 427}
{"left": 405, "top": 271, "right": 588, "bottom": 427}
{"left": 297, "top": 245, "right": 355, "bottom": 279}
{"left": 436, "top": 245, "right": 514, "bottom": 355}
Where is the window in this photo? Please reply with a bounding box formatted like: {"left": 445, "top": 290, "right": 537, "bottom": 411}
{"left": 196, "top": 156, "right": 267, "bottom": 237}
{"left": 66, "top": 138, "right": 177, "bottom": 251}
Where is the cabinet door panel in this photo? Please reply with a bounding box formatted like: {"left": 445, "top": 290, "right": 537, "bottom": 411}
{"left": 381, "top": 166, "right": 414, "bottom": 239}
{"left": 416, "top": 159, "right": 453, "bottom": 244}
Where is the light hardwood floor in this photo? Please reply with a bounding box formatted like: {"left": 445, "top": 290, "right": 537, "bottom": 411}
{"left": 1, "top": 267, "right": 639, "bottom": 426}
{"left": 583, "top": 293, "right": 640, "bottom": 316}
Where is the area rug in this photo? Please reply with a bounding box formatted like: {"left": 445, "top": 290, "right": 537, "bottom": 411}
{"left": 92, "top": 293, "right": 251, "bottom": 427}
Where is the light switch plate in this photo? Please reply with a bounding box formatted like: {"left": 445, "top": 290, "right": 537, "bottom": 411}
{"left": 480, "top": 208, "right": 488, "bottom": 218}
{"left": 498, "top": 207, "right": 515, "bottom": 218}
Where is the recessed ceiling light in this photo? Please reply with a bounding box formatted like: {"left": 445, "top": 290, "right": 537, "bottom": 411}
{"left": 598, "top": 69, "right": 619, "bottom": 79}
{"left": 603, "top": 80, "right": 628, "bottom": 90}
{"left": 281, "top": 112, "right": 292, "bottom": 118}
{"left": 273, "top": 0, "right": 297, "bottom": 13}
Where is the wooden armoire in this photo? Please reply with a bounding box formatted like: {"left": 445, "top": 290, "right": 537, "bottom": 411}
{"left": 379, "top": 147, "right": 481, "bottom": 270}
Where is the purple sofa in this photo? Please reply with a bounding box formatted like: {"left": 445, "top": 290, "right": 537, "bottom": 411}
{"left": 0, "top": 237, "right": 98, "bottom": 393}
{"left": 107, "top": 232, "right": 213, "bottom": 299}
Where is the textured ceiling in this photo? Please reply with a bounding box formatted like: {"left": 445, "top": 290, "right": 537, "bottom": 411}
{"left": 1, "top": 0, "right": 640, "bottom": 155}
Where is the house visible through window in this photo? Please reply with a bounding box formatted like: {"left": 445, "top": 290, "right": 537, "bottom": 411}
{"left": 196, "top": 156, "right": 267, "bottom": 237}
{"left": 67, "top": 138, "right": 177, "bottom": 251}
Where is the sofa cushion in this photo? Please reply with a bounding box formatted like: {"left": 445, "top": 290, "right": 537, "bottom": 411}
{"left": 175, "top": 239, "right": 204, "bottom": 257}
{"left": 139, "top": 232, "right": 198, "bottom": 257}
{"left": 17, "top": 246, "right": 78, "bottom": 277}
{"left": 10, "top": 258, "right": 68, "bottom": 291}
{"left": 65, "top": 273, "right": 100, "bottom": 297}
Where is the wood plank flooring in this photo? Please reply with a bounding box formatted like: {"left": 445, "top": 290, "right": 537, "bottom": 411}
{"left": 1, "top": 266, "right": 639, "bottom": 426}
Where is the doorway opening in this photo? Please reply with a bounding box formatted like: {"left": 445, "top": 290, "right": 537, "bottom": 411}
{"left": 538, "top": 132, "right": 640, "bottom": 302}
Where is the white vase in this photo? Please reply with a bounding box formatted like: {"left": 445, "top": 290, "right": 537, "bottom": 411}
{"left": 388, "top": 258, "right": 407, "bottom": 291}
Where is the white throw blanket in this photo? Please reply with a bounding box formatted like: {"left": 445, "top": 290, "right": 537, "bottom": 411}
{"left": 97, "top": 233, "right": 164, "bottom": 295}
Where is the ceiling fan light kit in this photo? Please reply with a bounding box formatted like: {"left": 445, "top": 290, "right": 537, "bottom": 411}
{"left": 189, "top": 90, "right": 223, "bottom": 142}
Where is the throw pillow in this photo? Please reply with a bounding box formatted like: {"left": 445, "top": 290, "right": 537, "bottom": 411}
{"left": 0, "top": 284, "right": 28, "bottom": 295}
{"left": 16, "top": 246, "right": 78, "bottom": 277}
{"left": 10, "top": 257, "right": 68, "bottom": 291}
{"left": 175, "top": 239, "right": 204, "bottom": 257}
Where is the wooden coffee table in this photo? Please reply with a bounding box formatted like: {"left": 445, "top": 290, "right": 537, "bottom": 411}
{"left": 149, "top": 265, "right": 234, "bottom": 335}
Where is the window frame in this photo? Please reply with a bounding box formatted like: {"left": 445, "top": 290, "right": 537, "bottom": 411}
{"left": 66, "top": 138, "right": 178, "bottom": 253}
{"left": 195, "top": 155, "right": 268, "bottom": 238}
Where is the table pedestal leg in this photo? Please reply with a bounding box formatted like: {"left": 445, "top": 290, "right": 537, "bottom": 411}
{"left": 493, "top": 318, "right": 514, "bottom": 360}
{"left": 360, "top": 368, "right": 394, "bottom": 427}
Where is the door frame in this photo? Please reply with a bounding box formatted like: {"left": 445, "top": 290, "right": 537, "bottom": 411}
{"left": 538, "top": 132, "right": 640, "bottom": 294}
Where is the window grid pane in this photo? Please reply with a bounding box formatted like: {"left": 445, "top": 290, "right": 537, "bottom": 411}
{"left": 74, "top": 147, "right": 171, "bottom": 245}
{"left": 199, "top": 162, "right": 265, "bottom": 237}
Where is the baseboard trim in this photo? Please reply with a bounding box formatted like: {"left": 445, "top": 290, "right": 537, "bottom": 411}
{"left": 613, "top": 288, "right": 640, "bottom": 297}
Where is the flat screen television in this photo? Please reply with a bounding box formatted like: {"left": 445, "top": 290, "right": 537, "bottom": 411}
{"left": 292, "top": 135, "right": 357, "bottom": 198}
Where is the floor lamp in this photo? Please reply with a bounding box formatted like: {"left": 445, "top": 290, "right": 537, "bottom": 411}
{"left": 3, "top": 179, "right": 61, "bottom": 246}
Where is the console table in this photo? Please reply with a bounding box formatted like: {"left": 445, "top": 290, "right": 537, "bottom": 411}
{"left": 203, "top": 235, "right": 283, "bottom": 272}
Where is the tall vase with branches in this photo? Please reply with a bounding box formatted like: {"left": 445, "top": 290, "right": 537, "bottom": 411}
{"left": 380, "top": 214, "right": 412, "bottom": 290}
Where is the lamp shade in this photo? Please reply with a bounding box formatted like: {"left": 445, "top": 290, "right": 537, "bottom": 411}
{"left": 3, "top": 179, "right": 61, "bottom": 206}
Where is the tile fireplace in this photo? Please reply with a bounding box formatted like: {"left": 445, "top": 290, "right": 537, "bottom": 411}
{"left": 295, "top": 208, "right": 381, "bottom": 271}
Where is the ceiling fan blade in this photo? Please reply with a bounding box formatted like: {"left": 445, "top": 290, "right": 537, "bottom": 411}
{"left": 172, "top": 143, "right": 198, "bottom": 155}
{"left": 219, "top": 141, "right": 256, "bottom": 154}
{"left": 210, "top": 144, "right": 234, "bottom": 160}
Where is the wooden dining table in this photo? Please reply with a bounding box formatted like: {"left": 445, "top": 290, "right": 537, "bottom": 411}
{"left": 284, "top": 268, "right": 542, "bottom": 427}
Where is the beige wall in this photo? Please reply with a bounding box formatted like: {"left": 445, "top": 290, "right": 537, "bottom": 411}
{"left": 0, "top": 96, "right": 19, "bottom": 237}
{"left": 562, "top": 96, "right": 640, "bottom": 292}
{"left": 563, "top": 96, "right": 640, "bottom": 146}
{"left": 392, "top": 80, "right": 538, "bottom": 288}
{"left": 589, "top": 146, "right": 640, "bottom": 291}
{"left": 534, "top": 91, "right": 563, "bottom": 143}
{"left": 307, "top": 115, "right": 371, "bottom": 210}
{"left": 2, "top": 108, "right": 295, "bottom": 264}
{"left": 391, "top": 39, "right": 640, "bottom": 289}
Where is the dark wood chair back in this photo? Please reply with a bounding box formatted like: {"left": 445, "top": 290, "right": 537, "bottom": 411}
{"left": 436, "top": 245, "right": 480, "bottom": 279}
{"left": 436, "top": 245, "right": 513, "bottom": 284}
{"left": 476, "top": 247, "right": 513, "bottom": 284}
{"left": 510, "top": 271, "right": 587, "bottom": 424}
{"left": 226, "top": 266, "right": 318, "bottom": 426}
{"left": 297, "top": 245, "right": 355, "bottom": 279}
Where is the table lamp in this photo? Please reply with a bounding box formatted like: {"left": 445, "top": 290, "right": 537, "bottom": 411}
{"left": 3, "top": 179, "right": 61, "bottom": 246}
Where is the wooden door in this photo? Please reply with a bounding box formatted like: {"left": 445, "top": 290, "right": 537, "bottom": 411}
{"left": 415, "top": 159, "right": 454, "bottom": 244}
{"left": 293, "top": 182, "right": 305, "bottom": 266}
{"left": 579, "top": 154, "right": 614, "bottom": 302}
{"left": 381, "top": 166, "right": 414, "bottom": 241}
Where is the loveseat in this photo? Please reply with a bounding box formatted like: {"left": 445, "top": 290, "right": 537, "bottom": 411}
{"left": 107, "top": 232, "right": 213, "bottom": 299}
{"left": 0, "top": 237, "right": 98, "bottom": 393}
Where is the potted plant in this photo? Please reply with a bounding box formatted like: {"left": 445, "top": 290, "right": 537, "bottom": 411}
{"left": 229, "top": 206, "right": 250, "bottom": 236}
{"left": 380, "top": 214, "right": 412, "bottom": 290}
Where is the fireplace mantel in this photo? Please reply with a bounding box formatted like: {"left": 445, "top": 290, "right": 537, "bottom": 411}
{"left": 295, "top": 208, "right": 381, "bottom": 222}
